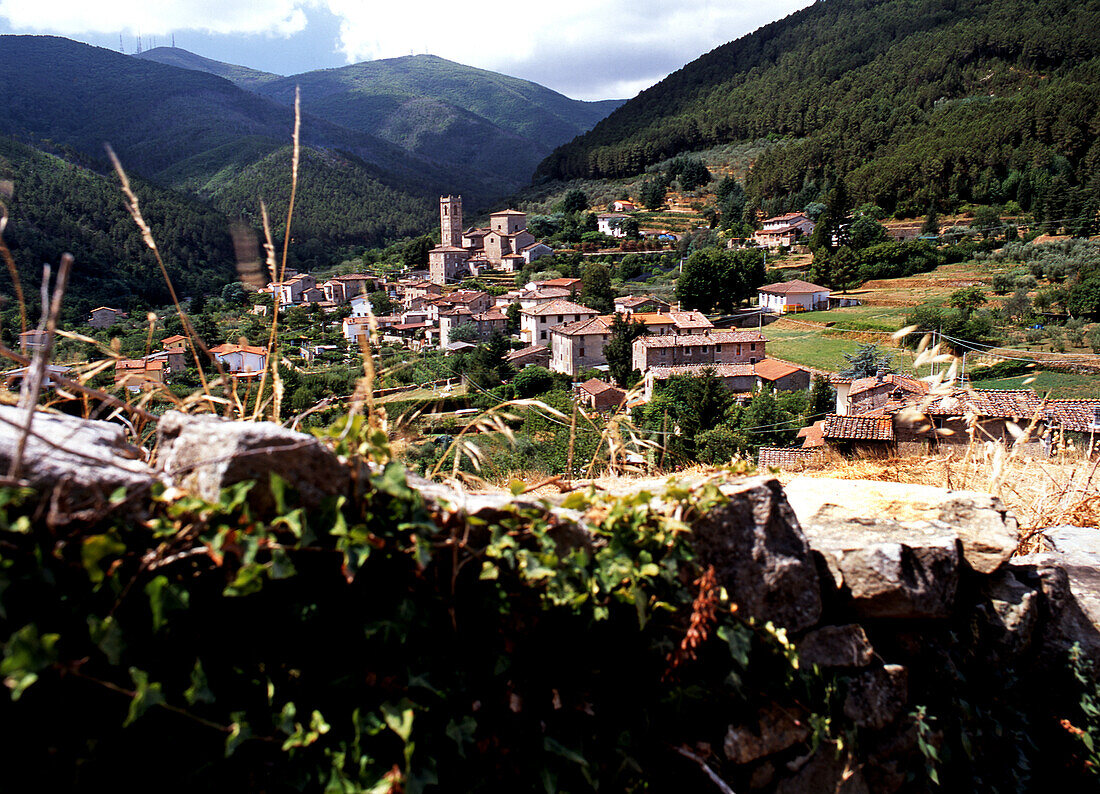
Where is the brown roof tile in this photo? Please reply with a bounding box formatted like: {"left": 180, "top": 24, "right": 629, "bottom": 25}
{"left": 822, "top": 414, "right": 895, "bottom": 441}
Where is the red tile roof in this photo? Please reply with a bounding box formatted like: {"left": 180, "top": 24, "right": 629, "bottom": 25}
{"left": 635, "top": 330, "right": 766, "bottom": 348}
{"left": 758, "top": 279, "right": 829, "bottom": 294}
{"left": 523, "top": 300, "right": 597, "bottom": 317}
{"left": 648, "top": 363, "right": 756, "bottom": 379}
{"left": 822, "top": 414, "right": 895, "bottom": 441}
{"left": 848, "top": 373, "right": 929, "bottom": 398}
{"left": 754, "top": 358, "right": 804, "bottom": 381}
{"left": 758, "top": 446, "right": 823, "bottom": 469}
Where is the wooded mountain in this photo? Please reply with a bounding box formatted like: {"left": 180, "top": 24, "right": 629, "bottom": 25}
{"left": 536, "top": 0, "right": 1100, "bottom": 219}
{"left": 138, "top": 49, "right": 623, "bottom": 190}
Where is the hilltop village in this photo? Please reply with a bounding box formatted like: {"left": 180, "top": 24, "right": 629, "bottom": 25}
{"left": 25, "top": 186, "right": 1097, "bottom": 477}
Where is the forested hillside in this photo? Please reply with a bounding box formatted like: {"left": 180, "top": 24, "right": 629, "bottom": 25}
{"left": 536, "top": 0, "right": 1100, "bottom": 218}
{"left": 136, "top": 46, "right": 281, "bottom": 90}
{"left": 0, "top": 137, "right": 236, "bottom": 322}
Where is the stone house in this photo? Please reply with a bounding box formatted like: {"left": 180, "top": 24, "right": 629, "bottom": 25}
{"left": 521, "top": 300, "right": 598, "bottom": 346}
{"left": 274, "top": 274, "right": 316, "bottom": 305}
{"left": 430, "top": 197, "right": 549, "bottom": 284}
{"left": 820, "top": 414, "right": 896, "bottom": 456}
{"left": 322, "top": 274, "right": 377, "bottom": 304}
{"left": 597, "top": 213, "right": 630, "bottom": 237}
{"left": 428, "top": 245, "right": 470, "bottom": 286}
{"left": 519, "top": 287, "right": 575, "bottom": 311}
{"left": 115, "top": 359, "right": 165, "bottom": 392}
{"left": 403, "top": 281, "right": 442, "bottom": 308}
{"left": 610, "top": 200, "right": 636, "bottom": 212}
{"left": 576, "top": 378, "right": 626, "bottom": 412}
{"left": 19, "top": 329, "right": 47, "bottom": 353}
{"left": 438, "top": 306, "right": 506, "bottom": 348}
{"left": 631, "top": 330, "right": 766, "bottom": 373}
{"left": 754, "top": 358, "right": 812, "bottom": 391}
{"left": 342, "top": 317, "right": 372, "bottom": 342}
{"left": 642, "top": 363, "right": 757, "bottom": 402}
{"left": 757, "top": 279, "right": 830, "bottom": 314}
{"left": 89, "top": 306, "right": 126, "bottom": 329}
{"left": 145, "top": 348, "right": 187, "bottom": 374}
{"left": 528, "top": 278, "right": 581, "bottom": 293}
{"left": 838, "top": 373, "right": 929, "bottom": 416}
{"left": 550, "top": 316, "right": 612, "bottom": 377}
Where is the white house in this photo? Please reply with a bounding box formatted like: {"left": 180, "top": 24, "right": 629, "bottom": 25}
{"left": 597, "top": 213, "right": 630, "bottom": 238}
{"left": 210, "top": 343, "right": 267, "bottom": 374}
{"left": 757, "top": 279, "right": 830, "bottom": 313}
{"left": 754, "top": 213, "right": 815, "bottom": 248}
{"left": 520, "top": 299, "right": 599, "bottom": 346}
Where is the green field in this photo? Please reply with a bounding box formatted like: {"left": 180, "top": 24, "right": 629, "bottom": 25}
{"left": 763, "top": 326, "right": 915, "bottom": 373}
{"left": 968, "top": 371, "right": 1100, "bottom": 399}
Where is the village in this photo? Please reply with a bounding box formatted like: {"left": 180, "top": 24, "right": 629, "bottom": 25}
{"left": 15, "top": 191, "right": 1097, "bottom": 475}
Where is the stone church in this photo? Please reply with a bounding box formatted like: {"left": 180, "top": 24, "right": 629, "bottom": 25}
{"left": 428, "top": 196, "right": 550, "bottom": 285}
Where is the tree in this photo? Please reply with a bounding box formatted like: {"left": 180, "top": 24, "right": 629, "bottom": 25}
{"left": 580, "top": 263, "right": 614, "bottom": 314}
{"left": 808, "top": 374, "right": 836, "bottom": 419}
{"left": 401, "top": 236, "right": 433, "bottom": 269}
{"left": 921, "top": 207, "right": 940, "bottom": 235}
{"left": 847, "top": 215, "right": 888, "bottom": 250}
{"left": 221, "top": 282, "right": 248, "bottom": 306}
{"left": 368, "top": 290, "right": 394, "bottom": 316}
{"left": 449, "top": 322, "right": 479, "bottom": 343}
{"left": 506, "top": 302, "right": 521, "bottom": 335}
{"left": 840, "top": 343, "right": 897, "bottom": 378}
{"left": 603, "top": 314, "right": 648, "bottom": 387}
{"left": 191, "top": 313, "right": 220, "bottom": 347}
{"left": 949, "top": 286, "right": 987, "bottom": 317}
{"left": 513, "top": 365, "right": 555, "bottom": 398}
{"left": 639, "top": 177, "right": 667, "bottom": 210}
{"left": 560, "top": 189, "right": 589, "bottom": 214}
{"left": 190, "top": 293, "right": 207, "bottom": 315}
{"left": 971, "top": 206, "right": 1001, "bottom": 238}
{"left": 676, "top": 248, "right": 765, "bottom": 314}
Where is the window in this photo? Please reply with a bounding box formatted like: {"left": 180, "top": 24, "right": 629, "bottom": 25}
{"left": 557, "top": 315, "right": 563, "bottom": 323}
{"left": 540, "top": 331, "right": 546, "bottom": 340}
{"left": 751, "top": 343, "right": 757, "bottom": 351}
{"left": 685, "top": 347, "right": 693, "bottom": 356}
{"left": 716, "top": 345, "right": 722, "bottom": 352}
{"left": 701, "top": 346, "right": 709, "bottom": 353}
{"left": 750, "top": 357, "right": 757, "bottom": 365}
{"left": 580, "top": 348, "right": 585, "bottom": 357}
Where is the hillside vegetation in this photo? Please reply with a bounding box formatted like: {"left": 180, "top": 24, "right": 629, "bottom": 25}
{"left": 536, "top": 0, "right": 1100, "bottom": 219}
{"left": 136, "top": 46, "right": 281, "bottom": 90}
{"left": 0, "top": 137, "right": 236, "bottom": 322}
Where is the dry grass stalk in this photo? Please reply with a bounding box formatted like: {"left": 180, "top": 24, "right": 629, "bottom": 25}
{"left": 10, "top": 254, "right": 72, "bottom": 478}
{"left": 106, "top": 145, "right": 225, "bottom": 404}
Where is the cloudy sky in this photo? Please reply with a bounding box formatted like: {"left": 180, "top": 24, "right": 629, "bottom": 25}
{"left": 0, "top": 0, "right": 813, "bottom": 101}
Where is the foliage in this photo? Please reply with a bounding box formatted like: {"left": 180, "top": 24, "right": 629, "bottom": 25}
{"left": 537, "top": 0, "right": 1100, "bottom": 222}
{"left": 512, "top": 365, "right": 555, "bottom": 398}
{"left": 839, "top": 343, "right": 897, "bottom": 378}
{"left": 603, "top": 314, "right": 648, "bottom": 387}
{"left": 676, "top": 248, "right": 765, "bottom": 313}
{"left": 579, "top": 262, "right": 614, "bottom": 314}
{"left": 558, "top": 189, "right": 589, "bottom": 214}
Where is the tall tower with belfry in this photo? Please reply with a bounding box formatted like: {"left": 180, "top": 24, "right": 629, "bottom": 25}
{"left": 440, "top": 195, "right": 463, "bottom": 248}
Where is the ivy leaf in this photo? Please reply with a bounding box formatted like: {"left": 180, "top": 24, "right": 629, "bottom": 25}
{"left": 226, "top": 712, "right": 252, "bottom": 757}
{"left": 445, "top": 716, "right": 477, "bottom": 759}
{"left": 88, "top": 615, "right": 123, "bottom": 665}
{"left": 561, "top": 491, "right": 589, "bottom": 511}
{"left": 108, "top": 485, "right": 128, "bottom": 506}
{"left": 508, "top": 479, "right": 526, "bottom": 496}
{"left": 269, "top": 472, "right": 289, "bottom": 515}
{"left": 376, "top": 462, "right": 414, "bottom": 500}
{"left": 225, "top": 562, "right": 266, "bottom": 597}
{"left": 124, "top": 667, "right": 165, "bottom": 727}
{"left": 144, "top": 575, "right": 190, "bottom": 631}
{"left": 0, "top": 623, "right": 59, "bottom": 700}
{"left": 718, "top": 624, "right": 751, "bottom": 668}
{"left": 382, "top": 701, "right": 415, "bottom": 742}
{"left": 185, "top": 660, "right": 214, "bottom": 705}
{"left": 543, "top": 736, "right": 589, "bottom": 767}
{"left": 271, "top": 548, "right": 297, "bottom": 579}
{"left": 81, "top": 533, "right": 126, "bottom": 584}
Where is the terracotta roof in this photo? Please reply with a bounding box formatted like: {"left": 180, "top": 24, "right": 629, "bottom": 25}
{"left": 553, "top": 316, "right": 612, "bottom": 337}
{"left": 1044, "top": 399, "right": 1100, "bottom": 432}
{"left": 505, "top": 345, "right": 550, "bottom": 363}
{"left": 648, "top": 363, "right": 756, "bottom": 379}
{"left": 445, "top": 290, "right": 489, "bottom": 304}
{"left": 758, "top": 446, "right": 823, "bottom": 469}
{"left": 90, "top": 306, "right": 123, "bottom": 313}
{"left": 116, "top": 359, "right": 164, "bottom": 372}
{"left": 430, "top": 245, "right": 469, "bottom": 253}
{"left": 848, "top": 373, "right": 929, "bottom": 398}
{"left": 462, "top": 229, "right": 489, "bottom": 238}
{"left": 822, "top": 414, "right": 895, "bottom": 441}
{"left": 797, "top": 420, "right": 826, "bottom": 448}
{"left": 756, "top": 225, "right": 805, "bottom": 237}
{"left": 665, "top": 311, "right": 713, "bottom": 330}
{"left": 210, "top": 343, "right": 268, "bottom": 356}
{"left": 577, "top": 379, "right": 625, "bottom": 402}
{"left": 329, "top": 273, "right": 374, "bottom": 282}
{"left": 763, "top": 212, "right": 811, "bottom": 223}
{"left": 491, "top": 209, "right": 526, "bottom": 216}
{"left": 524, "top": 287, "right": 573, "bottom": 300}
{"left": 523, "top": 300, "right": 597, "bottom": 317}
{"left": 635, "top": 331, "right": 766, "bottom": 348}
{"left": 161, "top": 334, "right": 188, "bottom": 345}
{"left": 924, "top": 389, "right": 1043, "bottom": 419}
{"left": 390, "top": 322, "right": 429, "bottom": 331}
{"left": 537, "top": 278, "right": 581, "bottom": 288}
{"left": 615, "top": 295, "right": 666, "bottom": 308}
{"left": 758, "top": 279, "right": 829, "bottom": 294}
{"left": 520, "top": 242, "right": 552, "bottom": 252}
{"left": 754, "top": 358, "right": 804, "bottom": 381}
{"left": 474, "top": 307, "right": 507, "bottom": 321}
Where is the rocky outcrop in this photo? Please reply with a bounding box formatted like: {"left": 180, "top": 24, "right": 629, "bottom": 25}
{"left": 156, "top": 410, "right": 350, "bottom": 512}
{"left": 0, "top": 404, "right": 155, "bottom": 524}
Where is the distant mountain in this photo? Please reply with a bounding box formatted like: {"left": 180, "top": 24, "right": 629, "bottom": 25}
{"left": 536, "top": 0, "right": 1100, "bottom": 220}
{"left": 136, "top": 46, "right": 281, "bottom": 91}
{"left": 142, "top": 49, "right": 624, "bottom": 190}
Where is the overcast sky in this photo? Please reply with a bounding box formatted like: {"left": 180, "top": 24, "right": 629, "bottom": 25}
{"left": 0, "top": 0, "right": 813, "bottom": 101}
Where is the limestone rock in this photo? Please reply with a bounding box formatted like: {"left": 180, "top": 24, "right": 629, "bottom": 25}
{"left": 157, "top": 410, "right": 349, "bottom": 513}
{"left": 0, "top": 404, "right": 155, "bottom": 524}
{"left": 1014, "top": 527, "right": 1100, "bottom": 660}
{"left": 979, "top": 567, "right": 1039, "bottom": 654}
{"left": 843, "top": 664, "right": 908, "bottom": 730}
{"left": 784, "top": 478, "right": 1018, "bottom": 576}
{"left": 798, "top": 624, "right": 875, "bottom": 668}
{"left": 801, "top": 506, "right": 959, "bottom": 619}
{"left": 691, "top": 476, "right": 822, "bottom": 632}
{"left": 724, "top": 704, "right": 810, "bottom": 764}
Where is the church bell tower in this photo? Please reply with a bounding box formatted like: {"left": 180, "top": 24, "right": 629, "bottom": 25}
{"left": 440, "top": 195, "right": 463, "bottom": 248}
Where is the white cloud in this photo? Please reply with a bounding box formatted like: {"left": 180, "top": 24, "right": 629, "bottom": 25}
{"left": 0, "top": 0, "right": 309, "bottom": 37}
{"left": 0, "top": 0, "right": 814, "bottom": 99}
